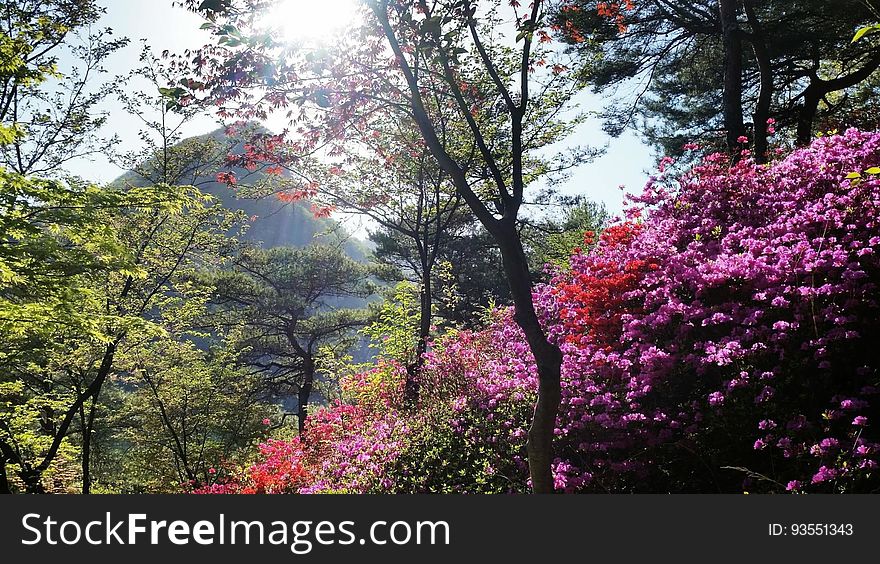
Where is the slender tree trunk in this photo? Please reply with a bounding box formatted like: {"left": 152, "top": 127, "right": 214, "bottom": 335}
{"left": 496, "top": 224, "right": 563, "bottom": 494}
{"left": 0, "top": 456, "right": 10, "bottom": 494}
{"left": 79, "top": 397, "right": 97, "bottom": 494}
{"left": 81, "top": 437, "right": 91, "bottom": 494}
{"left": 298, "top": 360, "right": 315, "bottom": 436}
{"left": 417, "top": 271, "right": 432, "bottom": 356}
{"left": 744, "top": 2, "right": 773, "bottom": 163}
{"left": 143, "top": 370, "right": 196, "bottom": 484}
{"left": 371, "top": 0, "right": 564, "bottom": 492}
{"left": 751, "top": 62, "right": 773, "bottom": 162}
{"left": 405, "top": 268, "right": 432, "bottom": 406}
{"left": 719, "top": 0, "right": 746, "bottom": 152}
{"left": 797, "top": 85, "right": 821, "bottom": 146}
{"left": 78, "top": 401, "right": 88, "bottom": 493}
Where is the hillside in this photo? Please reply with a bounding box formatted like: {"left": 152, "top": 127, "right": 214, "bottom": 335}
{"left": 113, "top": 126, "right": 369, "bottom": 260}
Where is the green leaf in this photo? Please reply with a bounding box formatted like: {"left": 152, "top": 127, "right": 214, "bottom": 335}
{"left": 158, "top": 86, "right": 186, "bottom": 99}
{"left": 422, "top": 16, "right": 442, "bottom": 37}
{"left": 846, "top": 172, "right": 862, "bottom": 179}
{"left": 864, "top": 167, "right": 880, "bottom": 175}
{"left": 852, "top": 24, "right": 880, "bottom": 43}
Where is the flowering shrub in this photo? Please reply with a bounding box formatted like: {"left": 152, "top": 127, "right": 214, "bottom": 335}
{"left": 390, "top": 315, "right": 537, "bottom": 493}
{"left": 297, "top": 403, "right": 408, "bottom": 494}
{"left": 193, "top": 439, "right": 310, "bottom": 494}
{"left": 198, "top": 129, "right": 880, "bottom": 494}
{"left": 195, "top": 364, "right": 409, "bottom": 494}
{"left": 339, "top": 359, "right": 407, "bottom": 413}
{"left": 536, "top": 128, "right": 880, "bottom": 492}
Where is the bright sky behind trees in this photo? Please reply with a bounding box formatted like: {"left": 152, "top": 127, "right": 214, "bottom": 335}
{"left": 62, "top": 0, "right": 654, "bottom": 219}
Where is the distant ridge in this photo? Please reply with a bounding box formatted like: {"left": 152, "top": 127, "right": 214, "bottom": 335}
{"left": 113, "top": 125, "right": 369, "bottom": 261}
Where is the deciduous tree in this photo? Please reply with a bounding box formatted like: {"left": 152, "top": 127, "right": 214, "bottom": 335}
{"left": 181, "top": 0, "right": 597, "bottom": 492}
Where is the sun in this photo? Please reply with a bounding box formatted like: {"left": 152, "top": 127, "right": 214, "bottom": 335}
{"left": 263, "top": 0, "right": 360, "bottom": 43}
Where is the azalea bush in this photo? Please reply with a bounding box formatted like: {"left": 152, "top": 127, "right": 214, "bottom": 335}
{"left": 193, "top": 352, "right": 411, "bottom": 494}
{"left": 537, "top": 128, "right": 880, "bottom": 492}
{"left": 390, "top": 313, "right": 537, "bottom": 493}
{"left": 198, "top": 129, "right": 880, "bottom": 494}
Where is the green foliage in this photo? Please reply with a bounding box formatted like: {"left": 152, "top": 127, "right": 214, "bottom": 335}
{"left": 389, "top": 396, "right": 530, "bottom": 494}
{"left": 0, "top": 171, "right": 130, "bottom": 344}
{"left": 205, "top": 244, "right": 374, "bottom": 416}
{"left": 0, "top": 0, "right": 128, "bottom": 175}
{"left": 362, "top": 282, "right": 423, "bottom": 365}
{"left": 428, "top": 223, "right": 510, "bottom": 326}
{"left": 557, "top": 0, "right": 880, "bottom": 153}
{"left": 97, "top": 339, "right": 275, "bottom": 493}
{"left": 0, "top": 167, "right": 242, "bottom": 491}
{"left": 314, "top": 346, "right": 371, "bottom": 405}
{"left": 525, "top": 196, "right": 609, "bottom": 269}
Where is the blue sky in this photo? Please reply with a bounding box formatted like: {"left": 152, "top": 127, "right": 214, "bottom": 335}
{"left": 65, "top": 0, "right": 657, "bottom": 220}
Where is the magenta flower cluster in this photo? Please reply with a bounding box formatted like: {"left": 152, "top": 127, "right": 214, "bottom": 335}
{"left": 533, "top": 128, "right": 880, "bottom": 491}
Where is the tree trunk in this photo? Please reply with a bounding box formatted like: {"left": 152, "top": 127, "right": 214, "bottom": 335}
{"left": 32, "top": 340, "right": 118, "bottom": 488}
{"left": 9, "top": 340, "right": 121, "bottom": 493}
{"left": 298, "top": 360, "right": 315, "bottom": 436}
{"left": 796, "top": 53, "right": 880, "bottom": 146}
{"left": 496, "top": 223, "right": 563, "bottom": 493}
{"left": 80, "top": 397, "right": 98, "bottom": 494}
{"left": 0, "top": 456, "right": 10, "bottom": 494}
{"left": 81, "top": 437, "right": 91, "bottom": 494}
{"left": 744, "top": 2, "right": 773, "bottom": 163}
{"left": 797, "top": 86, "right": 821, "bottom": 146}
{"left": 370, "top": 0, "right": 564, "bottom": 492}
{"left": 405, "top": 268, "right": 432, "bottom": 406}
{"left": 719, "top": 0, "right": 746, "bottom": 152}
{"left": 751, "top": 63, "right": 773, "bottom": 162}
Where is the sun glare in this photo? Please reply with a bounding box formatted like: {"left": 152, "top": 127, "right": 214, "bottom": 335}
{"left": 264, "top": 0, "right": 359, "bottom": 43}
